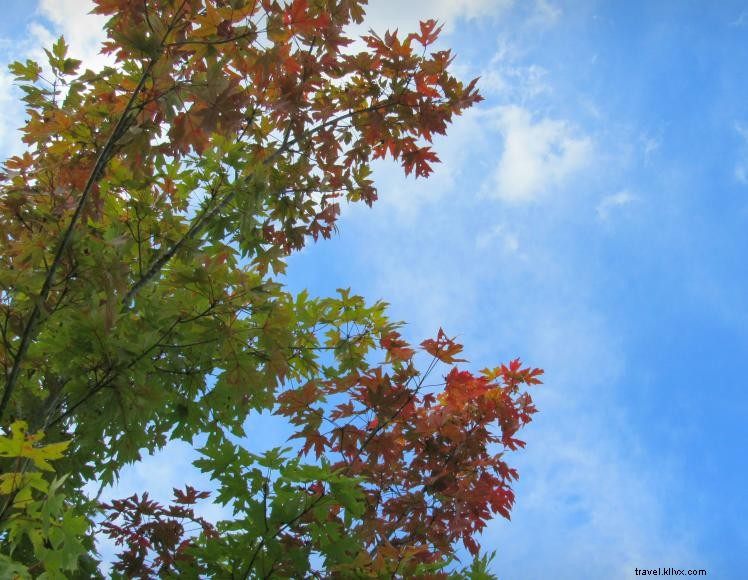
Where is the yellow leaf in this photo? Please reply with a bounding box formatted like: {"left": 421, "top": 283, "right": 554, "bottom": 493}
{"left": 28, "top": 440, "right": 70, "bottom": 471}
{"left": 0, "top": 421, "right": 70, "bottom": 471}
{"left": 0, "top": 472, "right": 48, "bottom": 498}
{"left": 0, "top": 473, "right": 24, "bottom": 495}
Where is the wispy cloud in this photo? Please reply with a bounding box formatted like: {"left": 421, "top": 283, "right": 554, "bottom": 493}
{"left": 0, "top": 1, "right": 110, "bottom": 162}
{"left": 641, "top": 134, "right": 661, "bottom": 164}
{"left": 596, "top": 190, "right": 638, "bottom": 221}
{"left": 25, "top": 0, "right": 110, "bottom": 71}
{"left": 479, "top": 44, "right": 550, "bottom": 102}
{"left": 352, "top": 0, "right": 515, "bottom": 35}
{"left": 475, "top": 223, "right": 521, "bottom": 254}
{"left": 473, "top": 291, "right": 699, "bottom": 578}
{"left": 734, "top": 121, "right": 748, "bottom": 184}
{"left": 490, "top": 421, "right": 698, "bottom": 579}
{"left": 0, "top": 68, "right": 24, "bottom": 158}
{"left": 530, "top": 0, "right": 562, "bottom": 28}
{"left": 345, "top": 107, "right": 491, "bottom": 220}
{"left": 345, "top": 182, "right": 701, "bottom": 576}
{"left": 2, "top": 1, "right": 725, "bottom": 576}
{"left": 730, "top": 8, "right": 748, "bottom": 27}
{"left": 487, "top": 105, "right": 593, "bottom": 203}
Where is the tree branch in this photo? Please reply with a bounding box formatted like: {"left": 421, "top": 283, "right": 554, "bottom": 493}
{"left": 123, "top": 99, "right": 393, "bottom": 308}
{"left": 0, "top": 69, "right": 153, "bottom": 423}
{"left": 0, "top": 4, "right": 190, "bottom": 423}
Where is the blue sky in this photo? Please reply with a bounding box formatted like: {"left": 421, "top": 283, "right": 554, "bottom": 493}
{"left": 2, "top": 1, "right": 747, "bottom": 577}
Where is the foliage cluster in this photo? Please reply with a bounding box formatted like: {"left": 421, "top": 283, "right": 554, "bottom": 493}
{"left": 0, "top": 0, "right": 540, "bottom": 576}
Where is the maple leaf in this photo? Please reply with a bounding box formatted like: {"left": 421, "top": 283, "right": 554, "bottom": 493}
{"left": 0, "top": 421, "right": 70, "bottom": 472}
{"left": 416, "top": 19, "right": 444, "bottom": 46}
{"left": 380, "top": 331, "right": 415, "bottom": 362}
{"left": 0, "top": 0, "right": 542, "bottom": 575}
{"left": 415, "top": 73, "right": 441, "bottom": 98}
{"left": 421, "top": 328, "right": 466, "bottom": 363}
{"left": 401, "top": 145, "right": 440, "bottom": 178}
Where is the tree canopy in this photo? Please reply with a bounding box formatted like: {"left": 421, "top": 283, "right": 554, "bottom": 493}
{"left": 0, "top": 0, "right": 541, "bottom": 576}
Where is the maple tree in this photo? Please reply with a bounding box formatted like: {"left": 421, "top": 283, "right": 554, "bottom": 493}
{"left": 0, "top": 0, "right": 542, "bottom": 576}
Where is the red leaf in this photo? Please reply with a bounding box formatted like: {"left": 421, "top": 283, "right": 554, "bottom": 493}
{"left": 420, "top": 328, "right": 466, "bottom": 363}
{"left": 416, "top": 74, "right": 441, "bottom": 98}
{"left": 401, "top": 145, "right": 440, "bottom": 178}
{"left": 414, "top": 19, "right": 443, "bottom": 46}
{"left": 380, "top": 331, "right": 415, "bottom": 362}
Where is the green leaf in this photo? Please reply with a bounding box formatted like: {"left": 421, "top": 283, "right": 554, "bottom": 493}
{"left": 52, "top": 36, "right": 68, "bottom": 60}
{"left": 62, "top": 58, "right": 81, "bottom": 75}
{"left": 329, "top": 479, "right": 365, "bottom": 518}
{"left": 8, "top": 59, "right": 42, "bottom": 81}
{"left": 0, "top": 554, "right": 31, "bottom": 579}
{"left": 257, "top": 447, "right": 291, "bottom": 470}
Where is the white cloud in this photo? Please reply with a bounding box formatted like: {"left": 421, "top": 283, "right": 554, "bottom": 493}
{"left": 0, "top": 68, "right": 24, "bottom": 158}
{"left": 475, "top": 223, "right": 521, "bottom": 253}
{"left": 530, "top": 0, "right": 562, "bottom": 28}
{"left": 32, "top": 0, "right": 110, "bottom": 70}
{"left": 641, "top": 134, "right": 660, "bottom": 164}
{"left": 345, "top": 106, "right": 491, "bottom": 220}
{"left": 479, "top": 45, "right": 550, "bottom": 101}
{"left": 736, "top": 166, "right": 748, "bottom": 184}
{"left": 596, "top": 189, "right": 637, "bottom": 221}
{"left": 488, "top": 105, "right": 593, "bottom": 202}
{"left": 350, "top": 0, "right": 514, "bottom": 36}
{"left": 730, "top": 9, "right": 748, "bottom": 27}
{"left": 26, "top": 21, "right": 56, "bottom": 61}
{"left": 479, "top": 303, "right": 700, "bottom": 578}
{"left": 342, "top": 195, "right": 702, "bottom": 575}
{"left": 490, "top": 424, "right": 697, "bottom": 578}
{"left": 0, "top": 1, "right": 109, "bottom": 159}
{"left": 3, "top": 3, "right": 704, "bottom": 576}
{"left": 734, "top": 121, "right": 748, "bottom": 184}
{"left": 734, "top": 121, "right": 748, "bottom": 140}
